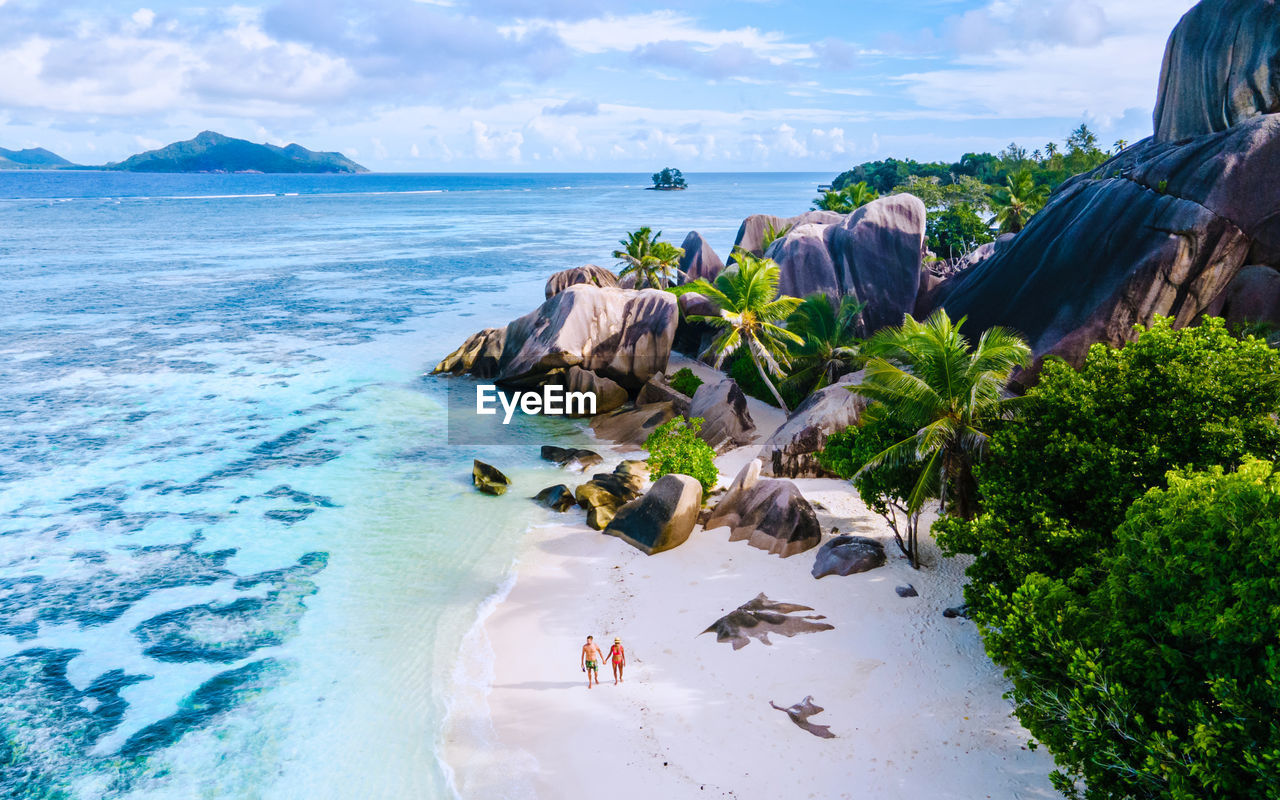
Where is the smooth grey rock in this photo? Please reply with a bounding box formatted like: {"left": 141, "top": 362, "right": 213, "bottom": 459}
{"left": 472, "top": 460, "right": 510, "bottom": 496}
{"left": 703, "top": 461, "right": 823, "bottom": 558}
{"left": 590, "top": 401, "right": 679, "bottom": 447}
{"left": 432, "top": 328, "right": 505, "bottom": 378}
{"left": 534, "top": 484, "right": 577, "bottom": 512}
{"left": 811, "top": 536, "right": 887, "bottom": 578}
{"left": 733, "top": 211, "right": 845, "bottom": 257}
{"left": 701, "top": 592, "right": 833, "bottom": 650}
{"left": 604, "top": 473, "right": 703, "bottom": 555}
{"left": 760, "top": 371, "right": 868, "bottom": 478}
{"left": 677, "top": 231, "right": 725, "bottom": 284}
{"left": 895, "top": 584, "right": 918, "bottom": 598}
{"left": 828, "top": 194, "right": 929, "bottom": 333}
{"left": 1207, "top": 265, "right": 1280, "bottom": 328}
{"left": 553, "top": 366, "right": 628, "bottom": 416}
{"left": 688, "top": 378, "right": 755, "bottom": 454}
{"left": 545, "top": 264, "right": 620, "bottom": 298}
{"left": 635, "top": 372, "right": 693, "bottom": 415}
{"left": 1153, "top": 0, "right": 1280, "bottom": 142}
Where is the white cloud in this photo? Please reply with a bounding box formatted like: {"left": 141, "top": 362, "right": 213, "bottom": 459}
{"left": 519, "top": 11, "right": 811, "bottom": 63}
{"left": 471, "top": 120, "right": 523, "bottom": 161}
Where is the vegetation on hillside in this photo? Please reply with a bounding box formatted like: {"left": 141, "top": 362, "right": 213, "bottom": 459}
{"left": 827, "top": 124, "right": 1114, "bottom": 259}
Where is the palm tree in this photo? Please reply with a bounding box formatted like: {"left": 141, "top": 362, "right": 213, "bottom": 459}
{"left": 989, "top": 169, "right": 1050, "bottom": 234}
{"left": 759, "top": 220, "right": 793, "bottom": 253}
{"left": 813, "top": 181, "right": 879, "bottom": 213}
{"left": 613, "top": 227, "right": 685, "bottom": 289}
{"left": 852, "top": 310, "right": 1030, "bottom": 565}
{"left": 1044, "top": 142, "right": 1059, "bottom": 158}
{"left": 1112, "top": 139, "right": 1129, "bottom": 153}
{"left": 782, "top": 294, "right": 867, "bottom": 399}
{"left": 671, "top": 251, "right": 803, "bottom": 411}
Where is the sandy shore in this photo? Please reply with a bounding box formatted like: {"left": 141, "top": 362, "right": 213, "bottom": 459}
{"left": 443, "top": 378, "right": 1058, "bottom": 800}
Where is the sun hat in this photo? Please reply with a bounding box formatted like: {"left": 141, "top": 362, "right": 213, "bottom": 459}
{"left": 614, "top": 638, "right": 621, "bottom": 643}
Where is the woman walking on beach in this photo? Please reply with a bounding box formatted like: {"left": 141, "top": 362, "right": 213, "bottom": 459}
{"left": 607, "top": 638, "right": 626, "bottom": 685}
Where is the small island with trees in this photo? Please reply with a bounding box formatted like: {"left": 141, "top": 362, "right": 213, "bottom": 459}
{"left": 648, "top": 167, "right": 687, "bottom": 190}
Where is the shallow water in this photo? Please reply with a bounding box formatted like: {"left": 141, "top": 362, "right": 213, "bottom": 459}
{"left": 0, "top": 171, "right": 824, "bottom": 798}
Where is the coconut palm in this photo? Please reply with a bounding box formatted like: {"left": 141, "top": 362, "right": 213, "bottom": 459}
{"left": 989, "top": 169, "right": 1050, "bottom": 235}
{"left": 813, "top": 181, "right": 879, "bottom": 213}
{"left": 613, "top": 227, "right": 685, "bottom": 289}
{"left": 670, "top": 251, "right": 803, "bottom": 411}
{"left": 782, "top": 293, "right": 867, "bottom": 399}
{"left": 1113, "top": 139, "right": 1129, "bottom": 153}
{"left": 852, "top": 310, "right": 1030, "bottom": 564}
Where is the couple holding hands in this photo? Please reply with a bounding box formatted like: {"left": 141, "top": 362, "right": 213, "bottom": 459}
{"left": 580, "top": 635, "right": 625, "bottom": 688}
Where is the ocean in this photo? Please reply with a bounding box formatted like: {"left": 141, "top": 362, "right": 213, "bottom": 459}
{"left": 0, "top": 171, "right": 825, "bottom": 799}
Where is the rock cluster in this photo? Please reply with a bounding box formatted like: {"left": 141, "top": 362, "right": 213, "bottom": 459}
{"left": 760, "top": 371, "right": 867, "bottom": 478}
{"left": 575, "top": 460, "right": 647, "bottom": 529}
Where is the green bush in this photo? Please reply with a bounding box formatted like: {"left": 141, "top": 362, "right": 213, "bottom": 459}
{"left": 981, "top": 460, "right": 1280, "bottom": 799}
{"left": 936, "top": 316, "right": 1280, "bottom": 607}
{"left": 643, "top": 417, "right": 718, "bottom": 494}
{"left": 819, "top": 409, "right": 922, "bottom": 559}
{"left": 926, "top": 203, "right": 995, "bottom": 260}
{"left": 727, "top": 350, "right": 803, "bottom": 409}
{"left": 668, "top": 367, "right": 703, "bottom": 397}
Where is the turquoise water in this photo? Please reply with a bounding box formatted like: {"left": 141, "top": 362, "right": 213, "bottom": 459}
{"left": 0, "top": 171, "right": 824, "bottom": 798}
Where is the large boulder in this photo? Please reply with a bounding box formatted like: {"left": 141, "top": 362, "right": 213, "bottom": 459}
{"left": 590, "top": 401, "right": 679, "bottom": 446}
{"left": 494, "top": 284, "right": 678, "bottom": 391}
{"left": 760, "top": 372, "right": 868, "bottom": 478}
{"left": 545, "top": 264, "right": 620, "bottom": 298}
{"left": 635, "top": 372, "right": 693, "bottom": 415}
{"left": 811, "top": 536, "right": 887, "bottom": 579}
{"left": 677, "top": 231, "right": 725, "bottom": 284}
{"left": 574, "top": 461, "right": 647, "bottom": 530}
{"left": 760, "top": 195, "right": 928, "bottom": 333}
{"left": 935, "top": 115, "right": 1280, "bottom": 368}
{"left": 1207, "top": 265, "right": 1280, "bottom": 328}
{"left": 733, "top": 211, "right": 845, "bottom": 257}
{"left": 673, "top": 291, "right": 721, "bottom": 357}
{"left": 688, "top": 378, "right": 755, "bottom": 453}
{"left": 703, "top": 460, "right": 822, "bottom": 558}
{"left": 1153, "top": 0, "right": 1280, "bottom": 143}
{"left": 550, "top": 366, "right": 628, "bottom": 416}
{"left": 603, "top": 473, "right": 703, "bottom": 555}
{"left": 534, "top": 484, "right": 577, "bottom": 512}
{"left": 433, "top": 328, "right": 505, "bottom": 378}
{"left": 472, "top": 460, "right": 510, "bottom": 496}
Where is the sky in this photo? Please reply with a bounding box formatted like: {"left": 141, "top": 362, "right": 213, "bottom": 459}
{"left": 0, "top": 0, "right": 1200, "bottom": 172}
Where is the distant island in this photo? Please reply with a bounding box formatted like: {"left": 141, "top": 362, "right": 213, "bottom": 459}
{"left": 0, "top": 147, "right": 76, "bottom": 170}
{"left": 105, "top": 131, "right": 368, "bottom": 174}
{"left": 648, "top": 167, "right": 687, "bottom": 190}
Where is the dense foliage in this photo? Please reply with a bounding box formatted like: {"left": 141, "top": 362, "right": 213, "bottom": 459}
{"left": 980, "top": 460, "right": 1280, "bottom": 799}
{"left": 670, "top": 251, "right": 803, "bottom": 411}
{"left": 782, "top": 294, "right": 865, "bottom": 398}
{"left": 855, "top": 310, "right": 1030, "bottom": 530}
{"left": 668, "top": 367, "right": 703, "bottom": 397}
{"left": 813, "top": 181, "right": 879, "bottom": 213}
{"left": 935, "top": 317, "right": 1280, "bottom": 606}
{"left": 818, "top": 409, "right": 923, "bottom": 562}
{"left": 613, "top": 227, "right": 685, "bottom": 289}
{"left": 643, "top": 417, "right": 718, "bottom": 494}
{"left": 651, "top": 167, "right": 686, "bottom": 189}
{"left": 926, "top": 204, "right": 994, "bottom": 261}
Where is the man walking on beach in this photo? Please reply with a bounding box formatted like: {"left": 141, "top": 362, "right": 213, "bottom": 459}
{"left": 581, "top": 635, "right": 604, "bottom": 689}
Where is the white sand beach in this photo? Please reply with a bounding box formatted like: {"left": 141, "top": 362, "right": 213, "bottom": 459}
{"left": 443, "top": 384, "right": 1060, "bottom": 800}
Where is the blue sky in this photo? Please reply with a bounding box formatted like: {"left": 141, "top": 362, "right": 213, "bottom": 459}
{"left": 0, "top": 0, "right": 1198, "bottom": 171}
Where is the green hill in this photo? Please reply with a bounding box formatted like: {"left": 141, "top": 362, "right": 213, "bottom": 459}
{"left": 107, "top": 131, "right": 368, "bottom": 173}
{"left": 0, "top": 146, "right": 77, "bottom": 169}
